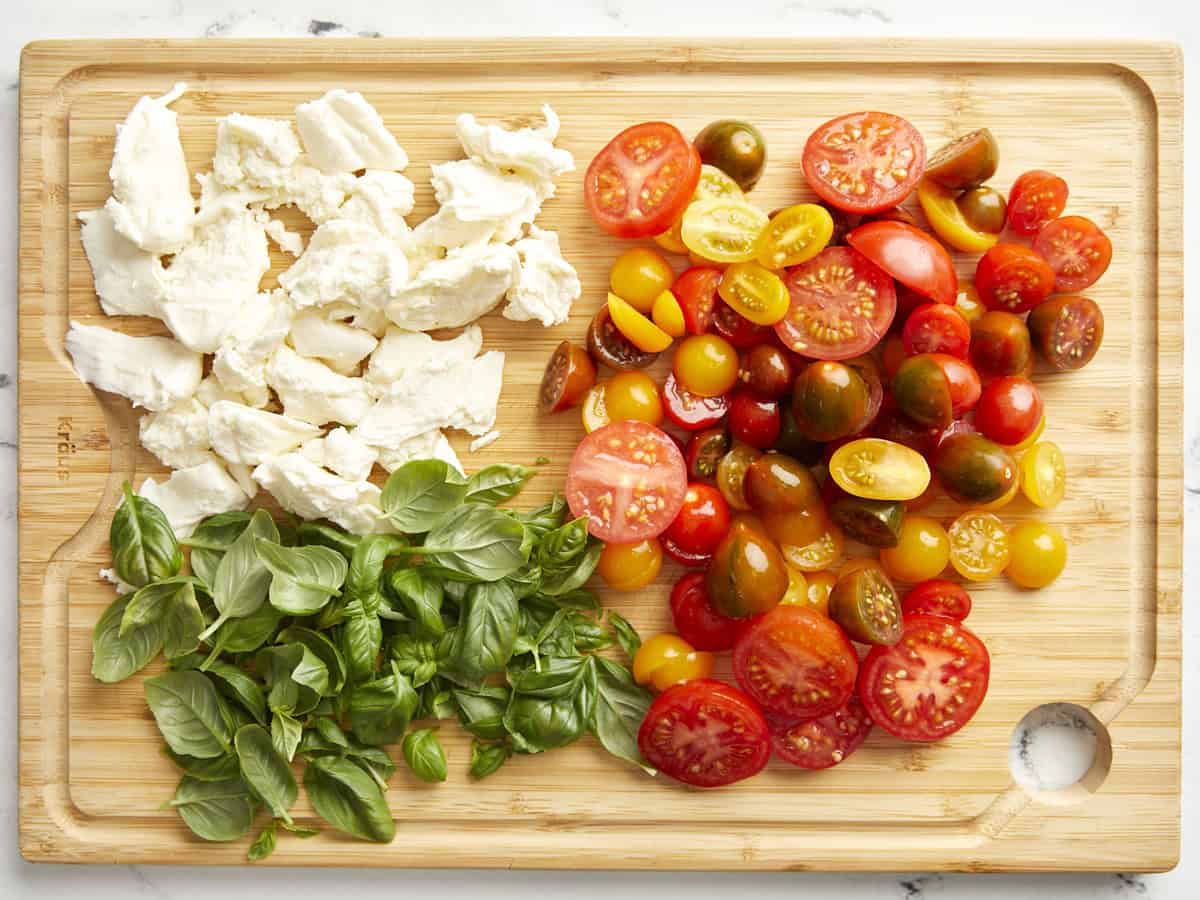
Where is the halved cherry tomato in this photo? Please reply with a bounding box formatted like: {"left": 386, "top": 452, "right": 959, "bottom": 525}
{"left": 663, "top": 483, "right": 732, "bottom": 562}
{"left": 756, "top": 203, "right": 834, "bottom": 269}
{"left": 652, "top": 290, "right": 686, "bottom": 337}
{"left": 739, "top": 344, "right": 794, "bottom": 399}
{"left": 975, "top": 243, "right": 1056, "bottom": 313}
{"left": 781, "top": 524, "right": 845, "bottom": 573}
{"left": 1006, "top": 521, "right": 1067, "bottom": 589}
{"left": 845, "top": 354, "right": 885, "bottom": 434}
{"left": 1000, "top": 413, "right": 1044, "bottom": 453}
{"left": 674, "top": 334, "right": 740, "bottom": 398}
{"left": 716, "top": 441, "right": 762, "bottom": 511}
{"left": 954, "top": 284, "right": 986, "bottom": 323}
{"left": 916, "top": 179, "right": 999, "bottom": 254}
{"left": 733, "top": 605, "right": 859, "bottom": 720}
{"left": 780, "top": 565, "right": 809, "bottom": 607}
{"left": 829, "top": 562, "right": 902, "bottom": 645}
{"left": 685, "top": 427, "right": 730, "bottom": 483}
{"left": 610, "top": 247, "right": 676, "bottom": 313}
{"left": 1027, "top": 295, "right": 1104, "bottom": 371}
{"left": 587, "top": 306, "right": 659, "bottom": 371}
{"left": 655, "top": 164, "right": 744, "bottom": 254}
{"left": 634, "top": 634, "right": 715, "bottom": 692}
{"left": 770, "top": 693, "right": 873, "bottom": 770}
{"left": 892, "top": 283, "right": 929, "bottom": 333}
{"left": 670, "top": 571, "right": 744, "bottom": 651}
{"left": 608, "top": 293, "right": 674, "bottom": 353}
{"left": 581, "top": 383, "right": 610, "bottom": 433}
{"left": 638, "top": 679, "right": 771, "bottom": 787}
{"left": 828, "top": 437, "right": 931, "bottom": 502}
{"left": 706, "top": 515, "right": 789, "bottom": 618}
{"left": 879, "top": 515, "right": 950, "bottom": 583}
{"left": 957, "top": 187, "right": 1007, "bottom": 235}
{"left": 892, "top": 353, "right": 982, "bottom": 428}
{"left": 975, "top": 376, "right": 1043, "bottom": 446}
{"left": 728, "top": 390, "right": 782, "bottom": 450}
{"left": 969, "top": 310, "right": 1033, "bottom": 379}
{"left": 672, "top": 267, "right": 723, "bottom": 335}
{"left": 597, "top": 538, "right": 663, "bottom": 591}
{"left": 1033, "top": 216, "right": 1112, "bottom": 293}
{"left": 718, "top": 262, "right": 789, "bottom": 325}
{"left": 585, "top": 122, "right": 702, "bottom": 239}
{"left": 540, "top": 340, "right": 596, "bottom": 414}
{"left": 902, "top": 303, "right": 971, "bottom": 358}
{"left": 695, "top": 121, "right": 767, "bottom": 191}
{"left": 712, "top": 300, "right": 775, "bottom": 349}
{"left": 933, "top": 433, "right": 1017, "bottom": 506}
{"left": 847, "top": 220, "right": 958, "bottom": 306}
{"left": 829, "top": 495, "right": 905, "bottom": 548}
{"left": 681, "top": 198, "right": 768, "bottom": 264}
{"left": 1021, "top": 441, "right": 1066, "bottom": 509}
{"left": 661, "top": 373, "right": 728, "bottom": 432}
{"left": 948, "top": 510, "right": 1010, "bottom": 581}
{"left": 802, "top": 111, "right": 926, "bottom": 214}
{"left": 924, "top": 129, "right": 999, "bottom": 191}
{"left": 566, "top": 420, "right": 688, "bottom": 542}
{"left": 1006, "top": 169, "right": 1068, "bottom": 236}
{"left": 858, "top": 614, "right": 990, "bottom": 741}
{"left": 901, "top": 579, "right": 971, "bottom": 621}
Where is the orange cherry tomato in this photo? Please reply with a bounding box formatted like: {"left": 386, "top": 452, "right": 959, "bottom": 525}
{"left": 948, "top": 510, "right": 1010, "bottom": 582}
{"left": 607, "top": 293, "right": 674, "bottom": 353}
{"left": 651, "top": 290, "right": 687, "bottom": 338}
{"left": 633, "top": 633, "right": 716, "bottom": 692}
{"left": 879, "top": 515, "right": 950, "bottom": 583}
{"left": 604, "top": 371, "right": 665, "bottom": 426}
{"left": 597, "top": 539, "right": 664, "bottom": 591}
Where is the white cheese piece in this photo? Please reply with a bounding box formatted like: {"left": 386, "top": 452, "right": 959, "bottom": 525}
{"left": 355, "top": 350, "right": 505, "bottom": 446}
{"left": 139, "top": 397, "right": 211, "bottom": 468}
{"left": 196, "top": 374, "right": 251, "bottom": 408}
{"left": 252, "top": 452, "right": 389, "bottom": 535}
{"left": 224, "top": 462, "right": 259, "bottom": 500}
{"left": 295, "top": 90, "right": 408, "bottom": 174}
{"left": 413, "top": 158, "right": 541, "bottom": 248}
{"left": 99, "top": 568, "right": 136, "bottom": 595}
{"left": 104, "top": 83, "right": 195, "bottom": 254}
{"left": 211, "top": 289, "right": 293, "bottom": 408}
{"left": 365, "top": 325, "right": 483, "bottom": 395}
{"left": 213, "top": 113, "right": 304, "bottom": 189}
{"left": 289, "top": 309, "right": 379, "bottom": 374}
{"left": 138, "top": 456, "right": 251, "bottom": 538}
{"left": 503, "top": 226, "right": 581, "bottom": 328}
{"left": 77, "top": 207, "right": 167, "bottom": 318}
{"left": 455, "top": 105, "right": 574, "bottom": 199}
{"left": 265, "top": 345, "right": 371, "bottom": 426}
{"left": 159, "top": 207, "right": 271, "bottom": 352}
{"left": 370, "top": 429, "right": 463, "bottom": 475}
{"left": 469, "top": 430, "right": 501, "bottom": 452}
{"left": 300, "top": 427, "right": 379, "bottom": 481}
{"left": 264, "top": 218, "right": 305, "bottom": 256}
{"left": 65, "top": 321, "right": 202, "bottom": 412}
{"left": 337, "top": 170, "right": 414, "bottom": 239}
{"left": 385, "top": 243, "right": 518, "bottom": 332}
{"left": 207, "top": 400, "right": 324, "bottom": 466}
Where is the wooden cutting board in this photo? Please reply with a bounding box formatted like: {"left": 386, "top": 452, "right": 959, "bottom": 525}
{"left": 17, "top": 39, "right": 1183, "bottom": 872}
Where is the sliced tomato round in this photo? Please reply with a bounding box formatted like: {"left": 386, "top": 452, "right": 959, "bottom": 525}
{"left": 661, "top": 373, "right": 730, "bottom": 431}
{"left": 670, "top": 571, "right": 746, "bottom": 651}
{"left": 1006, "top": 169, "right": 1068, "bottom": 236}
{"left": 846, "top": 221, "right": 957, "bottom": 306}
{"left": 566, "top": 420, "right": 688, "bottom": 542}
{"left": 673, "top": 267, "right": 723, "bottom": 335}
{"left": 975, "top": 243, "right": 1056, "bottom": 313}
{"left": 775, "top": 246, "right": 897, "bottom": 360}
{"left": 585, "top": 122, "right": 702, "bottom": 239}
{"left": 1032, "top": 215, "right": 1113, "bottom": 293}
{"left": 801, "top": 111, "right": 927, "bottom": 214}
{"left": 902, "top": 303, "right": 970, "bottom": 358}
{"left": 638, "top": 679, "right": 771, "bottom": 787}
{"left": 858, "top": 614, "right": 990, "bottom": 742}
{"left": 900, "top": 579, "right": 972, "bottom": 621}
{"left": 769, "top": 693, "right": 873, "bottom": 770}
{"left": 732, "top": 605, "right": 859, "bottom": 721}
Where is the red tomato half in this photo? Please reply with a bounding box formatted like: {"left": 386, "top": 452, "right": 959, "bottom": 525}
{"left": 566, "top": 420, "right": 688, "bottom": 542}
{"left": 858, "top": 614, "right": 990, "bottom": 742}
{"left": 664, "top": 483, "right": 732, "bottom": 560}
{"left": 674, "top": 267, "right": 723, "bottom": 335}
{"left": 728, "top": 390, "right": 782, "bottom": 450}
{"left": 776, "top": 247, "right": 897, "bottom": 361}
{"left": 975, "top": 244, "right": 1056, "bottom": 313}
{"left": 1006, "top": 170, "right": 1068, "bottom": 236}
{"left": 769, "top": 693, "right": 873, "bottom": 770}
{"left": 585, "top": 122, "right": 702, "bottom": 239}
{"left": 975, "top": 375, "right": 1043, "bottom": 446}
{"left": 801, "top": 111, "right": 927, "bottom": 214}
{"left": 935, "top": 353, "right": 984, "bottom": 417}
{"left": 1032, "top": 215, "right": 1113, "bottom": 293}
{"left": 847, "top": 221, "right": 958, "bottom": 306}
{"left": 733, "top": 605, "right": 859, "bottom": 721}
{"left": 670, "top": 571, "right": 745, "bottom": 651}
{"left": 661, "top": 373, "right": 730, "bottom": 431}
{"left": 638, "top": 679, "right": 771, "bottom": 787}
{"left": 902, "top": 303, "right": 971, "bottom": 358}
{"left": 901, "top": 579, "right": 971, "bottom": 621}
{"left": 713, "top": 301, "right": 775, "bottom": 349}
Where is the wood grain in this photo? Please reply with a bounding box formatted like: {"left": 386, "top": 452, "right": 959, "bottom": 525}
{"left": 17, "top": 39, "right": 1183, "bottom": 871}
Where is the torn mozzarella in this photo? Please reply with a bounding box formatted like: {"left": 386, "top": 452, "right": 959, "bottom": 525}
{"left": 138, "top": 456, "right": 250, "bottom": 538}
{"left": 211, "top": 289, "right": 292, "bottom": 408}
{"left": 413, "top": 158, "right": 541, "bottom": 248}
{"left": 265, "top": 345, "right": 371, "bottom": 426}
{"left": 469, "top": 430, "right": 501, "bottom": 452}
{"left": 213, "top": 113, "right": 304, "bottom": 190}
{"left": 299, "top": 427, "right": 379, "bottom": 482}
{"left": 337, "top": 170, "right": 415, "bottom": 239}
{"left": 139, "top": 397, "right": 211, "bottom": 468}
{"left": 264, "top": 218, "right": 305, "bottom": 256}
{"left": 295, "top": 90, "right": 408, "bottom": 173}
{"left": 289, "top": 309, "right": 379, "bottom": 374}
{"left": 78, "top": 207, "right": 167, "bottom": 318}
{"left": 369, "top": 429, "right": 463, "bottom": 475}
{"left": 65, "top": 321, "right": 202, "bottom": 412}
{"left": 385, "top": 243, "right": 518, "bottom": 332}
{"left": 365, "top": 325, "right": 483, "bottom": 395}
{"left": 503, "top": 226, "right": 581, "bottom": 328}
{"left": 196, "top": 374, "right": 251, "bottom": 408}
{"left": 455, "top": 105, "right": 574, "bottom": 199}
{"left": 252, "top": 452, "right": 388, "bottom": 535}
{"left": 207, "top": 400, "right": 324, "bottom": 466}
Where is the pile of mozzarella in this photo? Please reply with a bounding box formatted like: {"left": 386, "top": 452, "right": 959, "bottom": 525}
{"left": 67, "top": 85, "right": 579, "bottom": 540}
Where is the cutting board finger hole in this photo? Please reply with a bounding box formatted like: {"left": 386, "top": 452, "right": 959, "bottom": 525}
{"left": 1007, "top": 703, "right": 1113, "bottom": 806}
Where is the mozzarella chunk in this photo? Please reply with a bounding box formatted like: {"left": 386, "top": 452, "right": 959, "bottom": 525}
{"left": 370, "top": 429, "right": 463, "bottom": 475}
{"left": 212, "top": 289, "right": 292, "bottom": 408}
{"left": 252, "top": 453, "right": 388, "bottom": 535}
{"left": 65, "top": 321, "right": 202, "bottom": 412}
{"left": 289, "top": 309, "right": 379, "bottom": 374}
{"left": 385, "top": 243, "right": 518, "bottom": 332}
{"left": 99, "top": 568, "right": 136, "bottom": 595}
{"left": 300, "top": 427, "right": 379, "bottom": 481}
{"left": 295, "top": 90, "right": 408, "bottom": 174}
{"left": 207, "top": 400, "right": 324, "bottom": 466}
{"left": 213, "top": 113, "right": 303, "bottom": 189}
{"left": 196, "top": 374, "right": 251, "bottom": 407}
{"left": 265, "top": 345, "right": 371, "bottom": 426}
{"left": 264, "top": 218, "right": 305, "bottom": 256}
{"left": 104, "top": 83, "right": 195, "bottom": 254}
{"left": 337, "top": 170, "right": 415, "bottom": 239}
{"left": 139, "top": 397, "right": 211, "bottom": 468}
{"left": 503, "top": 226, "right": 581, "bottom": 327}
{"left": 138, "top": 457, "right": 250, "bottom": 538}
{"left": 455, "top": 105, "right": 574, "bottom": 199}
{"left": 413, "top": 159, "right": 541, "bottom": 248}
{"left": 366, "top": 325, "right": 482, "bottom": 394}
{"left": 78, "top": 207, "right": 167, "bottom": 318}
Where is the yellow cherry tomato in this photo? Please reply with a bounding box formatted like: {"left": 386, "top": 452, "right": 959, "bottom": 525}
{"left": 955, "top": 284, "right": 986, "bottom": 323}
{"left": 654, "top": 165, "right": 744, "bottom": 255}
{"left": 782, "top": 524, "right": 845, "bottom": 573}
{"left": 948, "top": 510, "right": 1010, "bottom": 582}
{"left": 651, "top": 290, "right": 686, "bottom": 338}
{"left": 681, "top": 198, "right": 769, "bottom": 264}
{"left": 688, "top": 250, "right": 729, "bottom": 270}
{"left": 604, "top": 371, "right": 664, "bottom": 426}
{"left": 673, "top": 334, "right": 740, "bottom": 397}
{"left": 879, "top": 515, "right": 950, "bottom": 583}
{"left": 803, "top": 570, "right": 837, "bottom": 616}
{"left": 597, "top": 538, "right": 664, "bottom": 591}
{"left": 717, "top": 261, "right": 789, "bottom": 325}
{"left": 715, "top": 441, "right": 761, "bottom": 511}
{"left": 633, "top": 633, "right": 715, "bottom": 692}
{"left": 829, "top": 438, "right": 932, "bottom": 502}
{"left": 1021, "top": 441, "right": 1066, "bottom": 509}
{"left": 1006, "top": 520, "right": 1067, "bottom": 589}
{"left": 581, "top": 382, "right": 610, "bottom": 433}
{"left": 779, "top": 565, "right": 809, "bottom": 606}
{"left": 607, "top": 293, "right": 673, "bottom": 353}
{"left": 1001, "top": 414, "right": 1046, "bottom": 452}
{"left": 610, "top": 247, "right": 676, "bottom": 313}
{"left": 905, "top": 476, "right": 940, "bottom": 512}
{"left": 917, "top": 179, "right": 1000, "bottom": 254}
{"left": 976, "top": 475, "right": 1021, "bottom": 512}
{"left": 755, "top": 203, "right": 834, "bottom": 269}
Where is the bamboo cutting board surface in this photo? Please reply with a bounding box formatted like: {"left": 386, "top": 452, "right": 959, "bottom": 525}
{"left": 17, "top": 39, "right": 1183, "bottom": 871}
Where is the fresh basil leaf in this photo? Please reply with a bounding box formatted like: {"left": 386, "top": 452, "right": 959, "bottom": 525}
{"left": 591, "top": 657, "right": 655, "bottom": 774}
{"left": 347, "top": 662, "right": 418, "bottom": 746}
{"left": 164, "top": 747, "right": 241, "bottom": 782}
{"left": 607, "top": 611, "right": 643, "bottom": 661}
{"left": 550, "top": 589, "right": 602, "bottom": 612}
{"left": 569, "top": 612, "right": 614, "bottom": 653}
{"left": 539, "top": 542, "right": 602, "bottom": 597}
{"left": 256, "top": 541, "right": 347, "bottom": 616}
{"left": 169, "top": 775, "right": 255, "bottom": 842}
{"left": 299, "top": 716, "right": 350, "bottom": 757}
{"left": 162, "top": 582, "right": 207, "bottom": 661}
{"left": 280, "top": 821, "right": 320, "bottom": 838}
{"left": 388, "top": 633, "right": 439, "bottom": 688}
{"left": 387, "top": 568, "right": 444, "bottom": 637}
{"left": 402, "top": 728, "right": 448, "bottom": 783}
{"left": 453, "top": 685, "right": 510, "bottom": 741}
{"left": 247, "top": 820, "right": 277, "bottom": 861}
{"left": 518, "top": 495, "right": 567, "bottom": 537}
{"left": 418, "top": 505, "right": 529, "bottom": 583}
{"left": 296, "top": 521, "right": 360, "bottom": 560}
{"left": 304, "top": 755, "right": 395, "bottom": 843}
{"left": 465, "top": 464, "right": 534, "bottom": 506}
{"left": 202, "top": 602, "right": 284, "bottom": 666}
{"left": 345, "top": 744, "right": 396, "bottom": 791}
{"left": 381, "top": 460, "right": 469, "bottom": 533}
{"left": 144, "top": 670, "right": 232, "bottom": 759}
{"left": 537, "top": 515, "right": 589, "bottom": 566}
{"left": 345, "top": 535, "right": 409, "bottom": 609}
{"left": 446, "top": 580, "right": 518, "bottom": 683}
{"left": 204, "top": 660, "right": 268, "bottom": 726}
{"left": 182, "top": 511, "right": 253, "bottom": 551}
{"left": 504, "top": 657, "right": 596, "bottom": 754}
{"left": 419, "top": 681, "right": 456, "bottom": 720}
{"left": 200, "top": 510, "right": 279, "bottom": 640}
{"left": 277, "top": 626, "right": 347, "bottom": 698}
{"left": 118, "top": 576, "right": 201, "bottom": 635}
{"left": 271, "top": 709, "right": 303, "bottom": 762}
{"left": 337, "top": 601, "right": 383, "bottom": 685}
{"left": 91, "top": 593, "right": 164, "bottom": 684}
{"left": 469, "top": 740, "right": 511, "bottom": 780}
{"left": 256, "top": 644, "right": 329, "bottom": 716}
{"left": 110, "top": 483, "right": 182, "bottom": 588}
{"left": 235, "top": 724, "right": 298, "bottom": 824}
{"left": 507, "top": 656, "right": 589, "bottom": 698}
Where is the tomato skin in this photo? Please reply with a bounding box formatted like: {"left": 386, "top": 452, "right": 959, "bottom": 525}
{"left": 706, "top": 516, "right": 789, "bottom": 618}
{"left": 661, "top": 373, "right": 729, "bottom": 432}
{"left": 716, "top": 442, "right": 761, "bottom": 511}
{"left": 829, "top": 563, "right": 903, "bottom": 645}
{"left": 674, "top": 334, "right": 741, "bottom": 398}
{"left": 793, "top": 360, "right": 870, "bottom": 442}
{"left": 605, "top": 370, "right": 665, "bottom": 426}
{"left": 733, "top": 605, "right": 859, "bottom": 720}
{"left": 901, "top": 579, "right": 971, "bottom": 621}
{"left": 933, "top": 433, "right": 1018, "bottom": 506}
{"left": 769, "top": 693, "right": 873, "bottom": 770}
{"left": 969, "top": 311, "right": 1033, "bottom": 379}
{"left": 608, "top": 293, "right": 673, "bottom": 353}
{"left": 744, "top": 453, "right": 826, "bottom": 549}
{"left": 610, "top": 247, "right": 677, "bottom": 313}
{"left": 540, "top": 340, "right": 597, "bottom": 414}
{"left": 1027, "top": 295, "right": 1105, "bottom": 371}
{"left": 974, "top": 376, "right": 1043, "bottom": 446}
{"left": 782, "top": 524, "right": 845, "bottom": 573}
{"left": 739, "top": 344, "right": 794, "bottom": 399}
{"left": 695, "top": 120, "right": 767, "bottom": 191}
{"left": 916, "top": 179, "right": 999, "bottom": 254}
{"left": 670, "top": 571, "right": 746, "bottom": 651}
{"left": 829, "top": 495, "right": 905, "bottom": 548}
{"left": 672, "top": 267, "right": 723, "bottom": 335}
{"left": 664, "top": 483, "right": 732, "bottom": 559}
{"left": 633, "top": 633, "right": 715, "bottom": 692}
{"left": 858, "top": 614, "right": 990, "bottom": 742}
{"left": 879, "top": 515, "right": 950, "bottom": 583}
{"left": 685, "top": 427, "right": 731, "bottom": 483}
{"left": 1033, "top": 215, "right": 1112, "bottom": 293}
{"left": 587, "top": 306, "right": 660, "bottom": 371}
{"left": 1007, "top": 169, "right": 1068, "bottom": 236}
{"left": 728, "top": 390, "right": 782, "bottom": 450}
{"left": 879, "top": 334, "right": 909, "bottom": 382}
{"left": 638, "top": 679, "right": 771, "bottom": 787}
{"left": 1006, "top": 521, "right": 1067, "bottom": 589}
{"left": 892, "top": 353, "right": 981, "bottom": 429}
{"left": 847, "top": 221, "right": 958, "bottom": 306}
{"left": 713, "top": 300, "right": 776, "bottom": 349}
{"left": 802, "top": 111, "right": 926, "bottom": 214}
{"left": 924, "top": 129, "right": 999, "bottom": 191}
{"left": 597, "top": 539, "right": 664, "bottom": 591}
{"left": 902, "top": 303, "right": 971, "bottom": 359}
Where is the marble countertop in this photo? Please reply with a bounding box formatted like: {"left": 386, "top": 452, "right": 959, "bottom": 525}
{"left": 3, "top": 1, "right": 1196, "bottom": 897}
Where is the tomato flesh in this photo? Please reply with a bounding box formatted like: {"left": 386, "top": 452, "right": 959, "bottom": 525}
{"left": 770, "top": 694, "right": 873, "bottom": 770}
{"left": 902, "top": 303, "right": 971, "bottom": 359}
{"left": 975, "top": 243, "right": 1056, "bottom": 314}
{"left": 1033, "top": 215, "right": 1112, "bottom": 293}
{"left": 539, "top": 340, "right": 597, "bottom": 414}
{"left": 802, "top": 111, "right": 926, "bottom": 214}
{"left": 846, "top": 220, "right": 958, "bottom": 306}
{"left": 901, "top": 579, "right": 971, "bottom": 621}
{"left": 1006, "top": 169, "right": 1068, "bottom": 236}
{"left": 673, "top": 267, "right": 723, "bottom": 335}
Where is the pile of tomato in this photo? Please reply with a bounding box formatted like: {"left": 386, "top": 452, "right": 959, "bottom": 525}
{"left": 540, "top": 111, "right": 1108, "bottom": 788}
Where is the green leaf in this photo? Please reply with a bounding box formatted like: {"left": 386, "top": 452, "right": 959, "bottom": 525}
{"left": 247, "top": 820, "right": 277, "bottom": 861}
{"left": 453, "top": 685, "right": 510, "bottom": 741}
{"left": 280, "top": 821, "right": 320, "bottom": 838}
{"left": 347, "top": 662, "right": 418, "bottom": 746}
{"left": 446, "top": 580, "right": 518, "bottom": 683}
{"left": 380, "top": 460, "right": 469, "bottom": 533}
{"left": 387, "top": 568, "right": 445, "bottom": 637}
{"left": 465, "top": 464, "right": 534, "bottom": 506}
{"left": 256, "top": 644, "right": 329, "bottom": 717}
{"left": 235, "top": 724, "right": 298, "bottom": 824}
{"left": 419, "top": 682, "right": 456, "bottom": 721}
{"left": 303, "top": 755, "right": 395, "bottom": 843}
{"left": 91, "top": 593, "right": 164, "bottom": 684}
{"left": 417, "top": 505, "right": 529, "bottom": 583}
{"left": 540, "top": 541, "right": 602, "bottom": 597}
{"left": 169, "top": 775, "right": 255, "bottom": 842}
{"left": 163, "top": 582, "right": 207, "bottom": 660}
{"left": 469, "top": 740, "right": 511, "bottom": 780}
{"left": 345, "top": 535, "right": 410, "bottom": 610}
{"left": 338, "top": 602, "right": 382, "bottom": 685}
{"left": 186, "top": 512, "right": 252, "bottom": 589}
{"left": 200, "top": 509, "right": 280, "bottom": 640}
{"left": 537, "top": 515, "right": 589, "bottom": 567}
{"left": 299, "top": 716, "right": 350, "bottom": 756}
{"left": 504, "top": 657, "right": 596, "bottom": 754}
{"left": 569, "top": 612, "right": 614, "bottom": 653}
{"left": 507, "top": 656, "right": 590, "bottom": 698}
{"left": 271, "top": 709, "right": 303, "bottom": 762}
{"left": 296, "top": 521, "right": 360, "bottom": 560}
{"left": 110, "top": 483, "right": 182, "bottom": 588}
{"left": 607, "top": 611, "right": 643, "bottom": 661}
{"left": 119, "top": 576, "right": 202, "bottom": 635}
{"left": 389, "top": 633, "right": 439, "bottom": 688}
{"left": 591, "top": 657, "right": 655, "bottom": 774}
{"left": 144, "top": 670, "right": 232, "bottom": 759}
{"left": 518, "top": 495, "right": 567, "bottom": 537}
{"left": 164, "top": 747, "right": 241, "bottom": 782}
{"left": 277, "top": 626, "right": 347, "bottom": 697}
{"left": 203, "top": 602, "right": 283, "bottom": 662}
{"left": 205, "top": 660, "right": 268, "bottom": 726}
{"left": 402, "top": 728, "right": 448, "bottom": 783}
{"left": 256, "top": 541, "right": 347, "bottom": 616}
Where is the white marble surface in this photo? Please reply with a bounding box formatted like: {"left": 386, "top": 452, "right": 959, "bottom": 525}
{"left": 3, "top": 1, "right": 1197, "bottom": 897}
